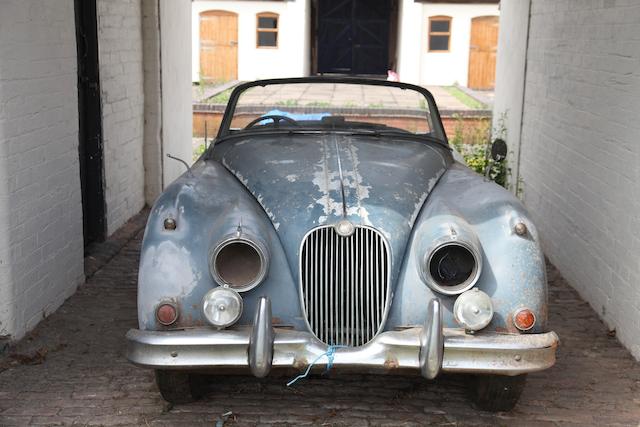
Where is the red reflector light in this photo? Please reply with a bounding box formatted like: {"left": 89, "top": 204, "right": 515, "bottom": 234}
{"left": 513, "top": 308, "right": 536, "bottom": 331}
{"left": 156, "top": 303, "right": 178, "bottom": 326}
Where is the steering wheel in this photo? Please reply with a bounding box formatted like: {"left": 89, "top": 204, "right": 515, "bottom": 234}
{"left": 244, "top": 114, "right": 299, "bottom": 129}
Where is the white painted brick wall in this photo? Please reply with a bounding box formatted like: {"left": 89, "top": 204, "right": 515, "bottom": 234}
{"left": 0, "top": 0, "right": 84, "bottom": 339}
{"left": 142, "top": 0, "right": 163, "bottom": 204}
{"left": 519, "top": 0, "right": 640, "bottom": 358}
{"left": 97, "top": 0, "right": 146, "bottom": 234}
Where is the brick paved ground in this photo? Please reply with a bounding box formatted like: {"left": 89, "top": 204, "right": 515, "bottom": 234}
{"left": 1, "top": 215, "right": 640, "bottom": 426}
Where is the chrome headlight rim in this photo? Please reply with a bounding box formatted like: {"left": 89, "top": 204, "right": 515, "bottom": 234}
{"left": 422, "top": 240, "right": 483, "bottom": 296}
{"left": 209, "top": 234, "right": 269, "bottom": 293}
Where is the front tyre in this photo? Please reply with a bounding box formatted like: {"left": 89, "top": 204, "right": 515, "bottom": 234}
{"left": 155, "top": 370, "right": 207, "bottom": 404}
{"left": 470, "top": 374, "right": 527, "bottom": 412}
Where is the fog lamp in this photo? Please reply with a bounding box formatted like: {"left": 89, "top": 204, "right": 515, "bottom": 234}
{"left": 453, "top": 288, "right": 493, "bottom": 332}
{"left": 202, "top": 287, "right": 243, "bottom": 328}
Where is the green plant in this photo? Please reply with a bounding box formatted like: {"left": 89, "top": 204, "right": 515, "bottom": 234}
{"left": 275, "top": 99, "right": 299, "bottom": 107}
{"left": 450, "top": 115, "right": 509, "bottom": 188}
{"left": 444, "top": 86, "right": 487, "bottom": 110}
{"left": 193, "top": 142, "right": 206, "bottom": 161}
{"left": 306, "top": 101, "right": 331, "bottom": 108}
{"left": 208, "top": 88, "right": 233, "bottom": 104}
{"left": 194, "top": 72, "right": 209, "bottom": 100}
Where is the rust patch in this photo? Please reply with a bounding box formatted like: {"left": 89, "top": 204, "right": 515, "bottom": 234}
{"left": 384, "top": 358, "right": 399, "bottom": 370}
{"left": 502, "top": 311, "right": 519, "bottom": 334}
{"left": 293, "top": 358, "right": 308, "bottom": 370}
{"left": 167, "top": 300, "right": 205, "bottom": 329}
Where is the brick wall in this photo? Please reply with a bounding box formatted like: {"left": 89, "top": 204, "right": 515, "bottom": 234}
{"left": 0, "top": 0, "right": 84, "bottom": 339}
{"left": 193, "top": 109, "right": 491, "bottom": 140}
{"left": 142, "top": 0, "right": 163, "bottom": 204}
{"left": 518, "top": 0, "right": 640, "bottom": 358}
{"left": 97, "top": 0, "right": 146, "bottom": 234}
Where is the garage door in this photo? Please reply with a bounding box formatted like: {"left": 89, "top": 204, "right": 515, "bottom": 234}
{"left": 200, "top": 10, "right": 238, "bottom": 82}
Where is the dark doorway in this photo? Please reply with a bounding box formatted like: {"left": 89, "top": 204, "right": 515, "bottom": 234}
{"left": 75, "top": 0, "right": 106, "bottom": 246}
{"left": 315, "top": 0, "right": 396, "bottom": 75}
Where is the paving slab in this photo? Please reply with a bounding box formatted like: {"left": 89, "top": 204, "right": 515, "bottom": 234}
{"left": 196, "top": 82, "right": 473, "bottom": 111}
{"left": 1, "top": 212, "right": 639, "bottom": 426}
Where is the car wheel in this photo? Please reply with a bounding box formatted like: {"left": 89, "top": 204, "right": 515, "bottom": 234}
{"left": 155, "top": 370, "right": 207, "bottom": 404}
{"left": 470, "top": 374, "right": 527, "bottom": 412}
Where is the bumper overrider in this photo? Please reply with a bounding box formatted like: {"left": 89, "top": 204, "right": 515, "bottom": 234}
{"left": 126, "top": 298, "right": 559, "bottom": 378}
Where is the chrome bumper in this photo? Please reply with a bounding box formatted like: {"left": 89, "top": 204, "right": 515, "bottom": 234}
{"left": 127, "top": 298, "right": 559, "bottom": 378}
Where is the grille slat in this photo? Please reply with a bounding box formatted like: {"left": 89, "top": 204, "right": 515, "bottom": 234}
{"left": 300, "top": 225, "right": 390, "bottom": 347}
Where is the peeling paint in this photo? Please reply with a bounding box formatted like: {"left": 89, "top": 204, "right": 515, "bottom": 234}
{"left": 311, "top": 139, "right": 344, "bottom": 219}
{"left": 408, "top": 175, "right": 442, "bottom": 227}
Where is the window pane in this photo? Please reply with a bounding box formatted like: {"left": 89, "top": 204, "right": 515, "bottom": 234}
{"left": 430, "top": 19, "right": 450, "bottom": 33}
{"left": 258, "top": 31, "right": 277, "bottom": 47}
{"left": 430, "top": 35, "right": 449, "bottom": 51}
{"left": 258, "top": 16, "right": 277, "bottom": 29}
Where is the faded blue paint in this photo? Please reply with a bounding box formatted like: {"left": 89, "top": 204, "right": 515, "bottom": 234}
{"left": 137, "top": 135, "right": 547, "bottom": 337}
{"left": 213, "top": 134, "right": 450, "bottom": 293}
{"left": 388, "top": 163, "right": 548, "bottom": 333}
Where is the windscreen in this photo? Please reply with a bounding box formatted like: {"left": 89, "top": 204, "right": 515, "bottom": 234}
{"left": 224, "top": 82, "right": 444, "bottom": 140}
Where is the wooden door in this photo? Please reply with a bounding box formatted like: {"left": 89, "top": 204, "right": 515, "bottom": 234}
{"left": 200, "top": 11, "right": 238, "bottom": 82}
{"left": 317, "top": 0, "right": 390, "bottom": 75}
{"left": 468, "top": 16, "right": 499, "bottom": 90}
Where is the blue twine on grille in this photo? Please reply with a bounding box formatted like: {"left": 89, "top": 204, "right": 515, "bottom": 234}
{"left": 286, "top": 345, "right": 347, "bottom": 387}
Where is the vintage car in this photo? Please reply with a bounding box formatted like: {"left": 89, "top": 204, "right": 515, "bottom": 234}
{"left": 126, "top": 77, "right": 559, "bottom": 411}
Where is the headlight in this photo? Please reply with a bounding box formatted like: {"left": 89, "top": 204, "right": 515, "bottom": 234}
{"left": 453, "top": 288, "right": 493, "bottom": 331}
{"left": 425, "top": 241, "right": 482, "bottom": 295}
{"left": 202, "top": 287, "right": 243, "bottom": 328}
{"left": 209, "top": 236, "right": 269, "bottom": 292}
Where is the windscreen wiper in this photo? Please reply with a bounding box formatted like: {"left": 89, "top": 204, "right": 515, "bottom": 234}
{"left": 346, "top": 129, "right": 450, "bottom": 149}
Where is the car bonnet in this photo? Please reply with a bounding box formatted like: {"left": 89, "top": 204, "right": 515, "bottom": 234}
{"left": 214, "top": 133, "right": 452, "bottom": 285}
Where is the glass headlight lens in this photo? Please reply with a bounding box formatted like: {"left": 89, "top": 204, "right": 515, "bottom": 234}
{"left": 453, "top": 288, "right": 493, "bottom": 331}
{"left": 202, "top": 287, "right": 243, "bottom": 328}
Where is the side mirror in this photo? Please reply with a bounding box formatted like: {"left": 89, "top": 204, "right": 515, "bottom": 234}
{"left": 490, "top": 138, "right": 507, "bottom": 162}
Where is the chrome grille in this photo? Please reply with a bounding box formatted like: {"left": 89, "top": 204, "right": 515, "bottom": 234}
{"left": 300, "top": 225, "right": 390, "bottom": 347}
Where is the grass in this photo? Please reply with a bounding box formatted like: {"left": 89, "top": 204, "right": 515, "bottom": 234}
{"left": 444, "top": 86, "right": 487, "bottom": 110}
{"left": 207, "top": 88, "right": 233, "bottom": 104}
{"left": 275, "top": 99, "right": 299, "bottom": 107}
{"left": 306, "top": 101, "right": 331, "bottom": 108}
